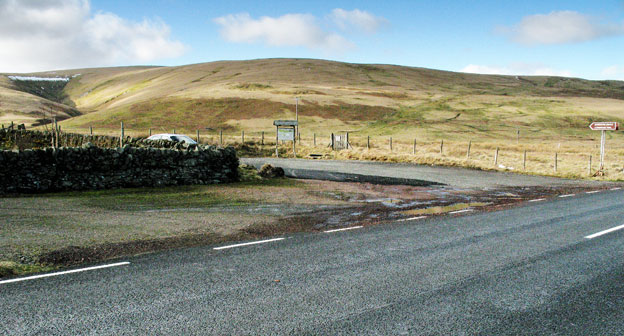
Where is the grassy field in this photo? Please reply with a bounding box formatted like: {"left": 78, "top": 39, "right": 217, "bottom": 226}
{"left": 0, "top": 174, "right": 355, "bottom": 277}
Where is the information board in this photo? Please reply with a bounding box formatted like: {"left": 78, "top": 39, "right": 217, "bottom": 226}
{"left": 277, "top": 128, "right": 295, "bottom": 141}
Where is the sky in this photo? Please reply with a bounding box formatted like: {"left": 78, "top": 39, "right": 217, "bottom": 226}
{"left": 1, "top": 0, "right": 624, "bottom": 80}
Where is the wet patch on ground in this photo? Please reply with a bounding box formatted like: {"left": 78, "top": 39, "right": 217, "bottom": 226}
{"left": 288, "top": 181, "right": 618, "bottom": 231}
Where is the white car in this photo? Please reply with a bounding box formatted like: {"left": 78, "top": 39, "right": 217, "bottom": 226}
{"left": 146, "top": 133, "right": 198, "bottom": 145}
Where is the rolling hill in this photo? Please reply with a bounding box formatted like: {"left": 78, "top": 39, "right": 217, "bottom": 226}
{"left": 2, "top": 58, "right": 624, "bottom": 141}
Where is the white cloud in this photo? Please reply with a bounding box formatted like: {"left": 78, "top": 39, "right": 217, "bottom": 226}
{"left": 214, "top": 13, "right": 352, "bottom": 51}
{"left": 503, "top": 10, "right": 624, "bottom": 45}
{"left": 0, "top": 0, "right": 186, "bottom": 72}
{"left": 461, "top": 63, "right": 573, "bottom": 77}
{"left": 601, "top": 65, "right": 624, "bottom": 79}
{"left": 329, "top": 9, "right": 387, "bottom": 33}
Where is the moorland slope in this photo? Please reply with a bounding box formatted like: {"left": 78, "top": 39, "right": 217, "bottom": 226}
{"left": 2, "top": 58, "right": 624, "bottom": 141}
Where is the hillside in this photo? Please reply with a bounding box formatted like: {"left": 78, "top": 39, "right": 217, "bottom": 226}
{"left": 2, "top": 59, "right": 624, "bottom": 141}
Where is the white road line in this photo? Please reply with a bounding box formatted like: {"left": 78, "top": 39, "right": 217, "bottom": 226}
{"left": 0, "top": 261, "right": 130, "bottom": 285}
{"left": 213, "top": 237, "right": 285, "bottom": 250}
{"left": 396, "top": 216, "right": 427, "bottom": 222}
{"left": 528, "top": 198, "right": 546, "bottom": 202}
{"left": 449, "top": 209, "right": 473, "bottom": 214}
{"left": 611, "top": 187, "right": 622, "bottom": 191}
{"left": 324, "top": 226, "right": 363, "bottom": 233}
{"left": 585, "top": 190, "right": 600, "bottom": 194}
{"left": 585, "top": 224, "right": 624, "bottom": 239}
{"left": 559, "top": 194, "right": 576, "bottom": 198}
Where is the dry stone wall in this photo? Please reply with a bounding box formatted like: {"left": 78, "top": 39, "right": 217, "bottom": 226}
{"left": 0, "top": 129, "right": 202, "bottom": 150}
{"left": 0, "top": 143, "right": 239, "bottom": 193}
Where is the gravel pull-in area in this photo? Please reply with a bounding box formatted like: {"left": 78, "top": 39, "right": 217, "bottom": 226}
{"left": 242, "top": 158, "right": 616, "bottom": 189}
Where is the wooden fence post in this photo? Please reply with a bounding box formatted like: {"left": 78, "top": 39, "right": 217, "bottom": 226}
{"left": 523, "top": 150, "right": 527, "bottom": 170}
{"left": 331, "top": 133, "right": 335, "bottom": 150}
{"left": 516, "top": 129, "right": 520, "bottom": 144}
{"left": 466, "top": 140, "right": 472, "bottom": 159}
{"left": 54, "top": 118, "right": 59, "bottom": 148}
{"left": 241, "top": 130, "right": 245, "bottom": 144}
{"left": 89, "top": 126, "right": 93, "bottom": 135}
{"left": 220, "top": 130, "right": 223, "bottom": 145}
{"left": 413, "top": 138, "right": 416, "bottom": 154}
{"left": 494, "top": 147, "right": 499, "bottom": 166}
{"left": 52, "top": 118, "right": 57, "bottom": 148}
{"left": 367, "top": 136, "right": 370, "bottom": 149}
{"left": 440, "top": 140, "right": 444, "bottom": 155}
{"left": 346, "top": 132, "right": 351, "bottom": 149}
{"left": 313, "top": 133, "right": 316, "bottom": 147}
{"left": 554, "top": 152, "right": 558, "bottom": 173}
{"left": 261, "top": 131, "right": 265, "bottom": 145}
{"left": 173, "top": 129, "right": 176, "bottom": 134}
{"left": 588, "top": 155, "right": 592, "bottom": 176}
{"left": 120, "top": 121, "right": 124, "bottom": 148}
{"left": 149, "top": 128, "right": 152, "bottom": 136}
{"left": 390, "top": 137, "right": 393, "bottom": 152}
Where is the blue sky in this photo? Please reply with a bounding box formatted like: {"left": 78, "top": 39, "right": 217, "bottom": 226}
{"left": 1, "top": 0, "right": 624, "bottom": 79}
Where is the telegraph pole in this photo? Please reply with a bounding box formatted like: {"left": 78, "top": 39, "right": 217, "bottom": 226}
{"left": 295, "top": 97, "right": 299, "bottom": 142}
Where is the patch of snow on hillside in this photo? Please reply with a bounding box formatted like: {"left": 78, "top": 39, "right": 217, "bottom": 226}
{"left": 7, "top": 76, "right": 70, "bottom": 82}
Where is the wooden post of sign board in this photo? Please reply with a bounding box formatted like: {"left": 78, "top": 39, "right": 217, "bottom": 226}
{"left": 293, "top": 127, "right": 297, "bottom": 157}
{"left": 275, "top": 128, "right": 279, "bottom": 157}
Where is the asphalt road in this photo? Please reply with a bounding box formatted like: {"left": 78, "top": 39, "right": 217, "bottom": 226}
{"left": 241, "top": 158, "right": 609, "bottom": 188}
{"left": 1, "top": 188, "right": 623, "bottom": 335}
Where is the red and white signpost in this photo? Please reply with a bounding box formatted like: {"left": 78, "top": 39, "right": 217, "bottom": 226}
{"left": 589, "top": 122, "right": 619, "bottom": 175}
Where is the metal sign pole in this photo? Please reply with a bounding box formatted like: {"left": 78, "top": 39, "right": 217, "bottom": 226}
{"left": 600, "top": 129, "right": 605, "bottom": 171}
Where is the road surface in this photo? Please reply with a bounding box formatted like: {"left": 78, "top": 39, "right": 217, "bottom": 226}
{"left": 241, "top": 157, "right": 609, "bottom": 189}
{"left": 1, "top": 188, "right": 623, "bottom": 334}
